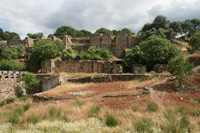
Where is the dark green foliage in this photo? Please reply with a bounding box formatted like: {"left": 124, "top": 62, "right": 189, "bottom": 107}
{"left": 146, "top": 101, "right": 158, "bottom": 112}
{"left": 6, "top": 98, "right": 15, "bottom": 104}
{"left": 20, "top": 72, "right": 40, "bottom": 93}
{"left": 32, "top": 39, "right": 60, "bottom": 63}
{"left": 26, "top": 113, "right": 39, "bottom": 124}
{"left": 95, "top": 28, "right": 113, "bottom": 35}
{"left": 54, "top": 26, "right": 91, "bottom": 37}
{"left": 0, "top": 101, "right": 6, "bottom": 107}
{"left": 80, "top": 46, "right": 113, "bottom": 60}
{"left": 54, "top": 40, "right": 64, "bottom": 52}
{"left": 61, "top": 47, "right": 78, "bottom": 61}
{"left": 187, "top": 31, "right": 200, "bottom": 53}
{"left": 0, "top": 44, "right": 18, "bottom": 60}
{"left": 123, "top": 36, "right": 180, "bottom": 71}
{"left": 27, "top": 32, "right": 44, "bottom": 39}
{"left": 0, "top": 28, "right": 20, "bottom": 40}
{"left": 88, "top": 105, "right": 100, "bottom": 117}
{"left": 170, "top": 21, "right": 183, "bottom": 34}
{"left": 182, "top": 18, "right": 200, "bottom": 36}
{"left": 105, "top": 114, "right": 118, "bottom": 127}
{"left": 134, "top": 118, "right": 154, "bottom": 133}
{"left": 167, "top": 55, "right": 194, "bottom": 87}
{"left": 0, "top": 59, "right": 25, "bottom": 71}
{"left": 47, "top": 34, "right": 53, "bottom": 38}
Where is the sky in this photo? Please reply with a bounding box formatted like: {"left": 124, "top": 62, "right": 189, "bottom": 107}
{"left": 0, "top": 0, "right": 200, "bottom": 39}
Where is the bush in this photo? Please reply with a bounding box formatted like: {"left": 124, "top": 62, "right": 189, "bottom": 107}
{"left": 134, "top": 118, "right": 154, "bottom": 133}
{"left": 187, "top": 31, "right": 200, "bottom": 53}
{"left": 146, "top": 101, "right": 158, "bottom": 112}
{"left": 8, "top": 112, "right": 20, "bottom": 125}
{"left": 27, "top": 113, "right": 39, "bottom": 124}
{"left": 88, "top": 105, "right": 100, "bottom": 117}
{"left": 80, "top": 46, "right": 113, "bottom": 60}
{"left": 0, "top": 59, "right": 25, "bottom": 71}
{"left": 61, "top": 47, "right": 78, "bottom": 61}
{"left": 20, "top": 72, "right": 40, "bottom": 94}
{"left": 123, "top": 35, "right": 180, "bottom": 71}
{"left": 0, "top": 101, "right": 6, "bottom": 107}
{"left": 6, "top": 98, "right": 15, "bottom": 104}
{"left": 105, "top": 114, "right": 118, "bottom": 127}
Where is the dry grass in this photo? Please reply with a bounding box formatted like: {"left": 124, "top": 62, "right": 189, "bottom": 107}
{"left": 43, "top": 82, "right": 95, "bottom": 97}
{"left": 60, "top": 72, "right": 106, "bottom": 79}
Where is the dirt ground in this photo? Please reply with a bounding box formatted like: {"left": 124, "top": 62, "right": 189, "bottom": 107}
{"left": 42, "top": 72, "right": 200, "bottom": 110}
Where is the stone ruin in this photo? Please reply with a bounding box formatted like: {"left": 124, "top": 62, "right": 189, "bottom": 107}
{"left": 132, "top": 64, "right": 147, "bottom": 74}
{"left": 154, "top": 64, "right": 167, "bottom": 73}
{"left": 41, "top": 60, "right": 123, "bottom": 74}
{"left": 0, "top": 71, "right": 26, "bottom": 101}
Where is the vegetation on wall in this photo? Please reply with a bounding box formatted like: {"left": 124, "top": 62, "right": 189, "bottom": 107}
{"left": 0, "top": 59, "right": 25, "bottom": 71}
{"left": 61, "top": 47, "right": 79, "bottom": 61}
{"left": 27, "top": 32, "right": 44, "bottom": 39}
{"left": 123, "top": 35, "right": 181, "bottom": 71}
{"left": 80, "top": 46, "right": 113, "bottom": 60}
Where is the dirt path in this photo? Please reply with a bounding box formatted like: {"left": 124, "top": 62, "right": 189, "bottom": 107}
{"left": 149, "top": 79, "right": 167, "bottom": 110}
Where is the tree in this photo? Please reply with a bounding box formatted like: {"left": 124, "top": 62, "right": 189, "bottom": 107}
{"left": 80, "top": 46, "right": 113, "bottom": 60}
{"left": 167, "top": 55, "right": 194, "bottom": 88}
{"left": 32, "top": 40, "right": 60, "bottom": 63}
{"left": 0, "top": 59, "right": 25, "bottom": 71}
{"left": 170, "top": 21, "right": 183, "bottom": 34}
{"left": 95, "top": 28, "right": 113, "bottom": 35}
{"left": 20, "top": 72, "right": 40, "bottom": 94}
{"left": 0, "top": 29, "right": 20, "bottom": 40}
{"left": 123, "top": 35, "right": 181, "bottom": 71}
{"left": 54, "top": 26, "right": 77, "bottom": 37}
{"left": 121, "top": 28, "right": 132, "bottom": 35}
{"left": 61, "top": 47, "right": 78, "bottom": 61}
{"left": 0, "top": 44, "right": 18, "bottom": 60}
{"left": 80, "top": 30, "right": 92, "bottom": 37}
{"left": 27, "top": 32, "right": 44, "bottom": 39}
{"left": 187, "top": 31, "right": 200, "bottom": 53}
{"left": 152, "top": 15, "right": 170, "bottom": 30}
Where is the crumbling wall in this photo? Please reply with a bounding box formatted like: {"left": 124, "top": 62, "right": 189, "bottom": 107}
{"left": 0, "top": 71, "right": 26, "bottom": 101}
{"left": 41, "top": 60, "right": 123, "bottom": 73}
{"left": 7, "top": 40, "right": 26, "bottom": 47}
{"left": 71, "top": 37, "right": 90, "bottom": 44}
{"left": 188, "top": 54, "right": 200, "bottom": 66}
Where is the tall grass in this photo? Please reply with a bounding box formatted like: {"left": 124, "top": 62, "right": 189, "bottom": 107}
{"left": 105, "top": 114, "right": 118, "bottom": 127}
{"left": 146, "top": 101, "right": 158, "bottom": 112}
{"left": 26, "top": 113, "right": 39, "bottom": 124}
{"left": 88, "top": 105, "right": 100, "bottom": 118}
{"left": 134, "top": 118, "right": 155, "bottom": 133}
{"left": 48, "top": 106, "right": 68, "bottom": 122}
{"left": 74, "top": 98, "right": 84, "bottom": 106}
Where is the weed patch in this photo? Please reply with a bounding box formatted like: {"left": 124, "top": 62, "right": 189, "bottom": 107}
{"left": 27, "top": 113, "right": 39, "bottom": 124}
{"left": 105, "top": 114, "right": 118, "bottom": 127}
{"left": 134, "top": 118, "right": 154, "bottom": 133}
{"left": 6, "top": 98, "right": 15, "bottom": 104}
{"left": 88, "top": 105, "right": 100, "bottom": 118}
{"left": 146, "top": 101, "right": 158, "bottom": 112}
{"left": 75, "top": 98, "right": 84, "bottom": 106}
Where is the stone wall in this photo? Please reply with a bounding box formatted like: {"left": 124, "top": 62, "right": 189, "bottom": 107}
{"left": 7, "top": 40, "right": 26, "bottom": 47}
{"left": 71, "top": 37, "right": 90, "bottom": 44}
{"left": 90, "top": 33, "right": 145, "bottom": 58}
{"left": 0, "top": 71, "right": 26, "bottom": 101}
{"left": 41, "top": 60, "right": 123, "bottom": 73}
{"left": 188, "top": 54, "right": 200, "bottom": 66}
{"left": 0, "top": 41, "right": 7, "bottom": 45}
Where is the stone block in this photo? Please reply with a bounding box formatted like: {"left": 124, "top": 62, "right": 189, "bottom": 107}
{"left": 132, "top": 64, "right": 146, "bottom": 74}
{"left": 154, "top": 64, "right": 167, "bottom": 73}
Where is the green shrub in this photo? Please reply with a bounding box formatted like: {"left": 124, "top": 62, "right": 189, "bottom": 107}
{"left": 105, "top": 114, "right": 118, "bottom": 127}
{"left": 0, "top": 59, "right": 25, "bottom": 71}
{"left": 18, "top": 95, "right": 31, "bottom": 102}
{"left": 27, "top": 113, "right": 39, "bottom": 124}
{"left": 48, "top": 107, "right": 67, "bottom": 121}
{"left": 6, "top": 98, "right": 15, "bottom": 104}
{"left": 134, "top": 118, "right": 154, "bottom": 133}
{"left": 0, "top": 100, "right": 6, "bottom": 107}
{"left": 88, "top": 105, "right": 100, "bottom": 117}
{"left": 23, "top": 103, "right": 31, "bottom": 112}
{"left": 13, "top": 106, "right": 24, "bottom": 116}
{"left": 146, "top": 101, "right": 158, "bottom": 112}
{"left": 131, "top": 104, "right": 137, "bottom": 112}
{"left": 139, "top": 76, "right": 148, "bottom": 82}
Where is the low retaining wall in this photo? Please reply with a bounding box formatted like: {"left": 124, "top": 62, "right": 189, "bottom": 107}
{"left": 67, "top": 74, "right": 149, "bottom": 83}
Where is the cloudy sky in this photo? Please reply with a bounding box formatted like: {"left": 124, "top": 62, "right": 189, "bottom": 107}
{"left": 0, "top": 0, "right": 200, "bottom": 39}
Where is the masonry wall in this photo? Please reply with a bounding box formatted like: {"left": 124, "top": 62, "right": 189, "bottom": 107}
{"left": 0, "top": 71, "right": 26, "bottom": 101}
{"left": 7, "top": 40, "right": 26, "bottom": 47}
{"left": 41, "top": 60, "right": 123, "bottom": 73}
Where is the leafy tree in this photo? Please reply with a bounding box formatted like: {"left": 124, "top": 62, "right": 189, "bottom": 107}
{"left": 0, "top": 28, "right": 20, "bottom": 40}
{"left": 47, "top": 34, "right": 53, "bottom": 38}
{"left": 121, "top": 28, "right": 132, "bottom": 35}
{"left": 20, "top": 72, "right": 40, "bottom": 94}
{"left": 167, "top": 55, "right": 194, "bottom": 88}
{"left": 54, "top": 26, "right": 77, "bottom": 37}
{"left": 95, "top": 28, "right": 113, "bottom": 35}
{"left": 187, "top": 31, "right": 200, "bottom": 53}
{"left": 152, "top": 15, "right": 170, "bottom": 30}
{"left": 182, "top": 18, "right": 200, "bottom": 36}
{"left": 80, "top": 46, "right": 113, "bottom": 60}
{"left": 170, "top": 21, "right": 183, "bottom": 34}
{"left": 0, "top": 44, "right": 18, "bottom": 59}
{"left": 16, "top": 44, "right": 25, "bottom": 57}
{"left": 61, "top": 47, "right": 78, "bottom": 61}
{"left": 0, "top": 59, "right": 25, "bottom": 71}
{"left": 123, "top": 36, "right": 181, "bottom": 71}
{"left": 27, "top": 32, "right": 44, "bottom": 39}
{"left": 54, "top": 40, "right": 64, "bottom": 52}
{"left": 32, "top": 40, "right": 60, "bottom": 63}
{"left": 80, "top": 30, "right": 92, "bottom": 37}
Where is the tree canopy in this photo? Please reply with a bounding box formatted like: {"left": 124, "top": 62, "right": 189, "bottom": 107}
{"left": 123, "top": 35, "right": 181, "bottom": 71}
{"left": 187, "top": 31, "right": 200, "bottom": 53}
{"left": 54, "top": 26, "right": 91, "bottom": 37}
{"left": 139, "top": 15, "right": 200, "bottom": 41}
{"left": 32, "top": 40, "right": 62, "bottom": 63}
{"left": 27, "top": 32, "right": 44, "bottom": 39}
{"left": 0, "top": 28, "right": 20, "bottom": 40}
{"left": 0, "top": 59, "right": 25, "bottom": 71}
{"left": 167, "top": 55, "right": 194, "bottom": 87}
{"left": 61, "top": 47, "right": 78, "bottom": 61}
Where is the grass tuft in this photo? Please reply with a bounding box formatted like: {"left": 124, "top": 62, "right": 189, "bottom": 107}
{"left": 26, "top": 113, "right": 39, "bottom": 124}
{"left": 146, "top": 101, "right": 158, "bottom": 112}
{"left": 105, "top": 114, "right": 118, "bottom": 127}
{"left": 6, "top": 98, "right": 15, "bottom": 104}
{"left": 134, "top": 118, "right": 154, "bottom": 133}
{"left": 88, "top": 105, "right": 100, "bottom": 118}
